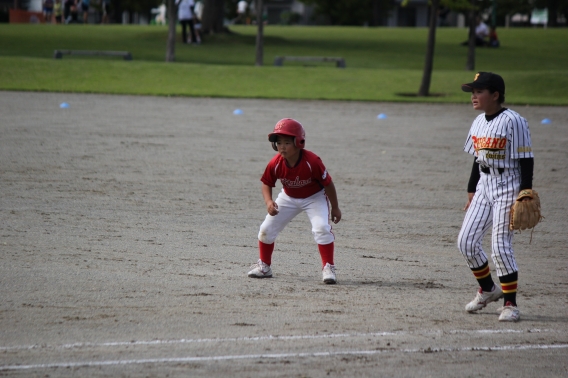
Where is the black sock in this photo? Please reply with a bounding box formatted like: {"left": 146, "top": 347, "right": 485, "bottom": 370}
{"left": 499, "top": 271, "right": 518, "bottom": 306}
{"left": 471, "top": 262, "right": 495, "bottom": 292}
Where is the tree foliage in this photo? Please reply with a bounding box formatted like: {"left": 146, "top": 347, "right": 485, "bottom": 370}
{"left": 443, "top": 0, "right": 568, "bottom": 27}
{"left": 115, "top": 0, "right": 163, "bottom": 13}
{"left": 301, "top": 0, "right": 392, "bottom": 26}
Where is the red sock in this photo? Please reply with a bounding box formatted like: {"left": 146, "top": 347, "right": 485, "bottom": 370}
{"left": 318, "top": 242, "right": 334, "bottom": 268}
{"left": 258, "top": 241, "right": 274, "bottom": 266}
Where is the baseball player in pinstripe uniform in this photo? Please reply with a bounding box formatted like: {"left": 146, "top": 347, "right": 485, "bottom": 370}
{"left": 247, "top": 118, "right": 342, "bottom": 284}
{"left": 458, "top": 72, "right": 534, "bottom": 322}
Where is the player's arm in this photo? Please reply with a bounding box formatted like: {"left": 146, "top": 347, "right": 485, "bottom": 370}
{"left": 519, "top": 158, "right": 533, "bottom": 190}
{"left": 261, "top": 183, "right": 279, "bottom": 216}
{"left": 517, "top": 157, "right": 534, "bottom": 202}
{"left": 324, "top": 181, "right": 342, "bottom": 224}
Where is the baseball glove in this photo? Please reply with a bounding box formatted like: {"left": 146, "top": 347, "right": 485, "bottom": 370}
{"left": 510, "top": 189, "right": 543, "bottom": 231}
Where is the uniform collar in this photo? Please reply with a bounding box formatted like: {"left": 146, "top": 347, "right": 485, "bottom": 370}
{"left": 485, "top": 107, "right": 507, "bottom": 122}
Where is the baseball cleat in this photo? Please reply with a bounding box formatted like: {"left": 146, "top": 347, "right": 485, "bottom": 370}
{"left": 498, "top": 302, "right": 520, "bottom": 322}
{"left": 465, "top": 285, "right": 503, "bottom": 312}
{"left": 248, "top": 260, "right": 272, "bottom": 278}
{"left": 322, "top": 263, "right": 336, "bottom": 284}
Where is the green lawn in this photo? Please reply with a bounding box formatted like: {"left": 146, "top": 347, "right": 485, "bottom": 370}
{"left": 1, "top": 24, "right": 567, "bottom": 104}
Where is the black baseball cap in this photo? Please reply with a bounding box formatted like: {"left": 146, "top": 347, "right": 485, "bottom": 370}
{"left": 461, "top": 72, "right": 505, "bottom": 95}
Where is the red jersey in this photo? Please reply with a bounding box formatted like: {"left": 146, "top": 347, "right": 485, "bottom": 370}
{"left": 261, "top": 149, "right": 332, "bottom": 198}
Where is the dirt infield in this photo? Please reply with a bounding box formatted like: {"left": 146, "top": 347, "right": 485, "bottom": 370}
{"left": 1, "top": 91, "right": 567, "bottom": 377}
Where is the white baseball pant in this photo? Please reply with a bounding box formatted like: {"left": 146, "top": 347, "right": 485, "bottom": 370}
{"left": 458, "top": 170, "right": 520, "bottom": 277}
{"left": 258, "top": 188, "right": 334, "bottom": 245}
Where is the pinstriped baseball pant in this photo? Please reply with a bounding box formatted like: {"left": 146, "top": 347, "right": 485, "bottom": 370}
{"left": 458, "top": 171, "right": 520, "bottom": 277}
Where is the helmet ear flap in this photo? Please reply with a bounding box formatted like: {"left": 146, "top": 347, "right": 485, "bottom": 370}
{"left": 271, "top": 142, "right": 278, "bottom": 151}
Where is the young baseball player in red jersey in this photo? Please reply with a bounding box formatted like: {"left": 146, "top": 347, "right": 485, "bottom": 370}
{"left": 458, "top": 72, "right": 534, "bottom": 322}
{"left": 248, "top": 118, "right": 342, "bottom": 284}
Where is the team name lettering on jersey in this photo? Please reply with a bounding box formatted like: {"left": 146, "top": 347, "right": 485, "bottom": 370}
{"left": 464, "top": 109, "right": 533, "bottom": 170}
{"left": 472, "top": 136, "right": 507, "bottom": 151}
{"left": 486, "top": 153, "right": 505, "bottom": 160}
{"left": 281, "top": 176, "right": 312, "bottom": 188}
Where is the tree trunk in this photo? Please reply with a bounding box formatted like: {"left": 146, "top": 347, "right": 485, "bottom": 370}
{"left": 201, "top": 0, "right": 225, "bottom": 34}
{"left": 371, "top": 0, "right": 381, "bottom": 26}
{"left": 548, "top": 0, "right": 558, "bottom": 27}
{"left": 465, "top": 2, "right": 476, "bottom": 71}
{"left": 418, "top": 0, "right": 439, "bottom": 97}
{"left": 166, "top": 0, "right": 177, "bottom": 62}
{"left": 255, "top": 0, "right": 263, "bottom": 66}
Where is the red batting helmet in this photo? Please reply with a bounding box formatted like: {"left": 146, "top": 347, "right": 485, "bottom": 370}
{"left": 268, "top": 118, "right": 306, "bottom": 151}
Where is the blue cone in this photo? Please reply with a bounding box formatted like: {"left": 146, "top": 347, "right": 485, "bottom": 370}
{"left": 377, "top": 113, "right": 387, "bottom": 119}
{"left": 233, "top": 109, "right": 243, "bottom": 115}
{"left": 60, "top": 102, "right": 69, "bottom": 109}
{"left": 541, "top": 118, "right": 551, "bottom": 124}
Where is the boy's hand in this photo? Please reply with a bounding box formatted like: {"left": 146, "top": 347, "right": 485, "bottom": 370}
{"left": 463, "top": 192, "right": 475, "bottom": 211}
{"left": 267, "top": 201, "right": 279, "bottom": 216}
{"left": 331, "top": 208, "right": 342, "bottom": 224}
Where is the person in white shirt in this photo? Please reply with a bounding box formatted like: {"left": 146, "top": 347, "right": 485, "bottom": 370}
{"left": 462, "top": 16, "right": 490, "bottom": 47}
{"left": 474, "top": 17, "right": 489, "bottom": 45}
{"left": 176, "top": 0, "right": 197, "bottom": 44}
{"left": 234, "top": 0, "right": 248, "bottom": 24}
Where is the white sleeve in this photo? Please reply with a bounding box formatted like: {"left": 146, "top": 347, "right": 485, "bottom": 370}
{"left": 508, "top": 113, "right": 534, "bottom": 159}
{"left": 463, "top": 117, "right": 482, "bottom": 156}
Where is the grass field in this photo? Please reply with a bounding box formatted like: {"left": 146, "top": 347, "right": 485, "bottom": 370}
{"left": 1, "top": 24, "right": 567, "bottom": 104}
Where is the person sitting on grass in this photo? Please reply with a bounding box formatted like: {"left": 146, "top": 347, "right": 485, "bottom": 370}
{"left": 462, "top": 16, "right": 489, "bottom": 47}
{"left": 488, "top": 26, "right": 500, "bottom": 48}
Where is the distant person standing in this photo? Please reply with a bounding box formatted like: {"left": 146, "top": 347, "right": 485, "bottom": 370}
{"left": 66, "top": 0, "right": 80, "bottom": 24}
{"left": 176, "top": 0, "right": 197, "bottom": 44}
{"left": 43, "top": 0, "right": 54, "bottom": 23}
{"left": 63, "top": 0, "right": 73, "bottom": 23}
{"left": 235, "top": 0, "right": 247, "bottom": 24}
{"left": 101, "top": 0, "right": 111, "bottom": 24}
{"left": 53, "top": 0, "right": 63, "bottom": 24}
{"left": 80, "top": 0, "right": 90, "bottom": 24}
{"left": 193, "top": 0, "right": 203, "bottom": 44}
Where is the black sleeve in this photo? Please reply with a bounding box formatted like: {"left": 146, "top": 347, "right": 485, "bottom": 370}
{"left": 519, "top": 157, "right": 534, "bottom": 190}
{"left": 467, "top": 157, "right": 480, "bottom": 193}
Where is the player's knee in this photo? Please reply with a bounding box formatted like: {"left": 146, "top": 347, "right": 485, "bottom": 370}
{"left": 258, "top": 233, "right": 269, "bottom": 244}
{"left": 312, "top": 224, "right": 330, "bottom": 236}
{"left": 258, "top": 230, "right": 276, "bottom": 244}
{"left": 457, "top": 235, "right": 472, "bottom": 256}
{"left": 312, "top": 225, "right": 333, "bottom": 244}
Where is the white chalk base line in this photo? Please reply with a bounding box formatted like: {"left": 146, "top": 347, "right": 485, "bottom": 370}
{"left": 1, "top": 343, "right": 567, "bottom": 371}
{"left": 0, "top": 328, "right": 561, "bottom": 351}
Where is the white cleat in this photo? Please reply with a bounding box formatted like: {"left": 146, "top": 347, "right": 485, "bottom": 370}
{"left": 498, "top": 302, "right": 520, "bottom": 322}
{"left": 247, "top": 260, "right": 272, "bottom": 278}
{"left": 322, "top": 263, "right": 337, "bottom": 284}
{"left": 465, "top": 285, "right": 503, "bottom": 312}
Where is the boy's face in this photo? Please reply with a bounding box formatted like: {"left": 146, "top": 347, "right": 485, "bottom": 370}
{"left": 275, "top": 135, "right": 300, "bottom": 160}
{"left": 471, "top": 88, "right": 499, "bottom": 112}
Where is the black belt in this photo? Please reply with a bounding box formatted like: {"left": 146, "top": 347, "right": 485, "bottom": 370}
{"left": 481, "top": 166, "right": 504, "bottom": 174}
